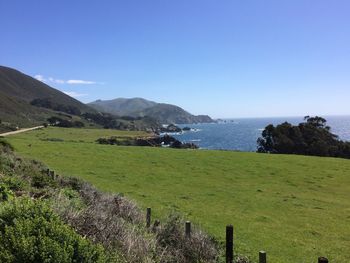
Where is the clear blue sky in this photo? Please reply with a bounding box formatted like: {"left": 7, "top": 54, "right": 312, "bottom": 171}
{"left": 1, "top": 0, "right": 349, "bottom": 118}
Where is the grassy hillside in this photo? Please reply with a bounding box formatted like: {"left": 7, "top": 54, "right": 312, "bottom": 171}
{"left": 7, "top": 127, "right": 350, "bottom": 263}
{"left": 0, "top": 136, "right": 217, "bottom": 262}
{"left": 0, "top": 66, "right": 95, "bottom": 127}
{"left": 0, "top": 66, "right": 93, "bottom": 111}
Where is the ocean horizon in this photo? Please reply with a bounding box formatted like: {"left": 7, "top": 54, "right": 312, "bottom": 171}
{"left": 173, "top": 115, "right": 350, "bottom": 151}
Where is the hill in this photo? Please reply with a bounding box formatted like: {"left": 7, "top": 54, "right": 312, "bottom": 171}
{"left": 0, "top": 65, "right": 94, "bottom": 128}
{"left": 0, "top": 66, "right": 160, "bottom": 132}
{"left": 88, "top": 98, "right": 214, "bottom": 124}
{"left": 138, "top": 103, "right": 213, "bottom": 124}
{"left": 7, "top": 127, "right": 350, "bottom": 263}
{"left": 89, "top": 98, "right": 157, "bottom": 116}
{"left": 0, "top": 136, "right": 217, "bottom": 262}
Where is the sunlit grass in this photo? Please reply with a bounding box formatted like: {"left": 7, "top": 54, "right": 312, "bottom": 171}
{"left": 7, "top": 127, "right": 350, "bottom": 263}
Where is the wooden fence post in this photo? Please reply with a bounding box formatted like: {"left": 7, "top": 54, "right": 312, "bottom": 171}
{"left": 146, "top": 207, "right": 151, "bottom": 228}
{"left": 185, "top": 221, "right": 191, "bottom": 238}
{"left": 226, "top": 225, "right": 234, "bottom": 263}
{"left": 259, "top": 251, "right": 267, "bottom": 263}
{"left": 318, "top": 257, "right": 328, "bottom": 263}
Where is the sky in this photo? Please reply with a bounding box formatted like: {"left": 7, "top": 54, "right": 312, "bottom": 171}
{"left": 1, "top": 0, "right": 350, "bottom": 118}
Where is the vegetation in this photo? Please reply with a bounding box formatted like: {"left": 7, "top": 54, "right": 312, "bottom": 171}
{"left": 88, "top": 98, "right": 214, "bottom": 124}
{"left": 47, "top": 116, "right": 85, "bottom": 128}
{"left": 0, "top": 121, "right": 17, "bottom": 133}
{"left": 88, "top": 98, "right": 158, "bottom": 116}
{"left": 96, "top": 134, "right": 198, "bottom": 149}
{"left": 0, "top": 134, "right": 218, "bottom": 262}
{"left": 81, "top": 112, "right": 160, "bottom": 131}
{"left": 257, "top": 116, "right": 350, "bottom": 158}
{"left": 0, "top": 66, "right": 162, "bottom": 132}
{"left": 31, "top": 98, "right": 82, "bottom": 115}
{"left": 7, "top": 127, "right": 350, "bottom": 263}
{"left": 0, "top": 66, "right": 94, "bottom": 127}
{"left": 0, "top": 199, "right": 107, "bottom": 263}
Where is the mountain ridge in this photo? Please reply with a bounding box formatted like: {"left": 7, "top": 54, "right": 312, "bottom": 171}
{"left": 0, "top": 65, "right": 95, "bottom": 128}
{"left": 88, "top": 98, "right": 214, "bottom": 124}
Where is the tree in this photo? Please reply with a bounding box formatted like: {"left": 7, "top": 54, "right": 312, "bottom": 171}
{"left": 257, "top": 116, "right": 350, "bottom": 159}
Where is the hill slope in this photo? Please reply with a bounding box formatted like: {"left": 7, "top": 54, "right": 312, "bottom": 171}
{"left": 8, "top": 127, "right": 350, "bottom": 263}
{"left": 0, "top": 65, "right": 94, "bottom": 127}
{"left": 88, "top": 98, "right": 214, "bottom": 124}
{"left": 138, "top": 103, "right": 213, "bottom": 124}
{"left": 89, "top": 98, "right": 157, "bottom": 116}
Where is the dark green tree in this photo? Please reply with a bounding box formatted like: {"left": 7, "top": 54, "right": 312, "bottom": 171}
{"left": 257, "top": 116, "right": 350, "bottom": 159}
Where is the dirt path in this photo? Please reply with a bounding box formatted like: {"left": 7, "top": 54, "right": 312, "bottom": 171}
{"left": 0, "top": 126, "right": 44, "bottom": 137}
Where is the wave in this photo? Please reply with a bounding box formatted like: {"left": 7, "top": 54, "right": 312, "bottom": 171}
{"left": 189, "top": 139, "right": 201, "bottom": 142}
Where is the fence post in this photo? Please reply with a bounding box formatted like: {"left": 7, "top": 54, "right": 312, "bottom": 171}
{"left": 46, "top": 169, "right": 50, "bottom": 176}
{"left": 318, "top": 257, "right": 328, "bottom": 263}
{"left": 146, "top": 207, "right": 151, "bottom": 228}
{"left": 49, "top": 170, "right": 55, "bottom": 179}
{"left": 259, "top": 251, "right": 267, "bottom": 263}
{"left": 185, "top": 221, "right": 191, "bottom": 238}
{"left": 226, "top": 225, "right": 234, "bottom": 263}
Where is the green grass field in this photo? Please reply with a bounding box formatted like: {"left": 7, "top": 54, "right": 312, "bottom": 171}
{"left": 6, "top": 127, "right": 350, "bottom": 263}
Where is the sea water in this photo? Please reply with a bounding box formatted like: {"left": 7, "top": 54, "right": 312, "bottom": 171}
{"left": 173, "top": 116, "right": 350, "bottom": 151}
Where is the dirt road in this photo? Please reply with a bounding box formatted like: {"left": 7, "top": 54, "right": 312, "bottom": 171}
{"left": 0, "top": 126, "right": 44, "bottom": 137}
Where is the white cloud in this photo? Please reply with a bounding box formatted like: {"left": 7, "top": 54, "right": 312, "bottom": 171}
{"left": 63, "top": 91, "right": 88, "bottom": 98}
{"left": 66, "top": 79, "right": 96, "bottom": 85}
{"left": 48, "top": 77, "right": 65, "bottom": 84}
{"left": 34, "top": 74, "right": 99, "bottom": 85}
{"left": 34, "top": 75, "right": 46, "bottom": 82}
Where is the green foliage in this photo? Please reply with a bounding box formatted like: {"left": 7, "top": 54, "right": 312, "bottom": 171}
{"left": 0, "top": 198, "right": 107, "bottom": 263}
{"left": 96, "top": 135, "right": 198, "bottom": 148}
{"left": 31, "top": 173, "right": 57, "bottom": 188}
{"left": 47, "top": 117, "right": 85, "bottom": 128}
{"left": 2, "top": 176, "right": 28, "bottom": 191}
{"left": 82, "top": 112, "right": 160, "bottom": 131}
{"left": 0, "top": 183, "right": 14, "bottom": 201}
{"left": 257, "top": 116, "right": 350, "bottom": 158}
{"left": 31, "top": 98, "right": 82, "bottom": 115}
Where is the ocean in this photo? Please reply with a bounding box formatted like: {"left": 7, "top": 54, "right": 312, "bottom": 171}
{"left": 173, "top": 116, "right": 350, "bottom": 152}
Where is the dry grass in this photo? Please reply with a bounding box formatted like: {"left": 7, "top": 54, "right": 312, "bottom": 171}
{"left": 54, "top": 178, "right": 220, "bottom": 263}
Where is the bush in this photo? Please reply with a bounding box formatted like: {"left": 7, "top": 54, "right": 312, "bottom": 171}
{"left": 31, "top": 173, "right": 57, "bottom": 189}
{"left": 0, "top": 198, "right": 108, "bottom": 263}
{"left": 2, "top": 176, "right": 27, "bottom": 192}
{"left": 0, "top": 139, "right": 14, "bottom": 151}
{"left": 155, "top": 213, "right": 219, "bottom": 263}
{"left": 0, "top": 183, "right": 14, "bottom": 201}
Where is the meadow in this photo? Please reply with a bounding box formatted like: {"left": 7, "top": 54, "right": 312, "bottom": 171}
{"left": 6, "top": 127, "right": 350, "bottom": 263}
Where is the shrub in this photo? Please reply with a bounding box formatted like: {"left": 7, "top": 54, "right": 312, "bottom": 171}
{"left": 0, "top": 183, "right": 14, "bottom": 201}
{"left": 2, "top": 176, "right": 27, "bottom": 191}
{"left": 63, "top": 183, "right": 152, "bottom": 262}
{"left": 31, "top": 173, "right": 57, "bottom": 188}
{"left": 155, "top": 213, "right": 219, "bottom": 263}
{"left": 0, "top": 198, "right": 108, "bottom": 263}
